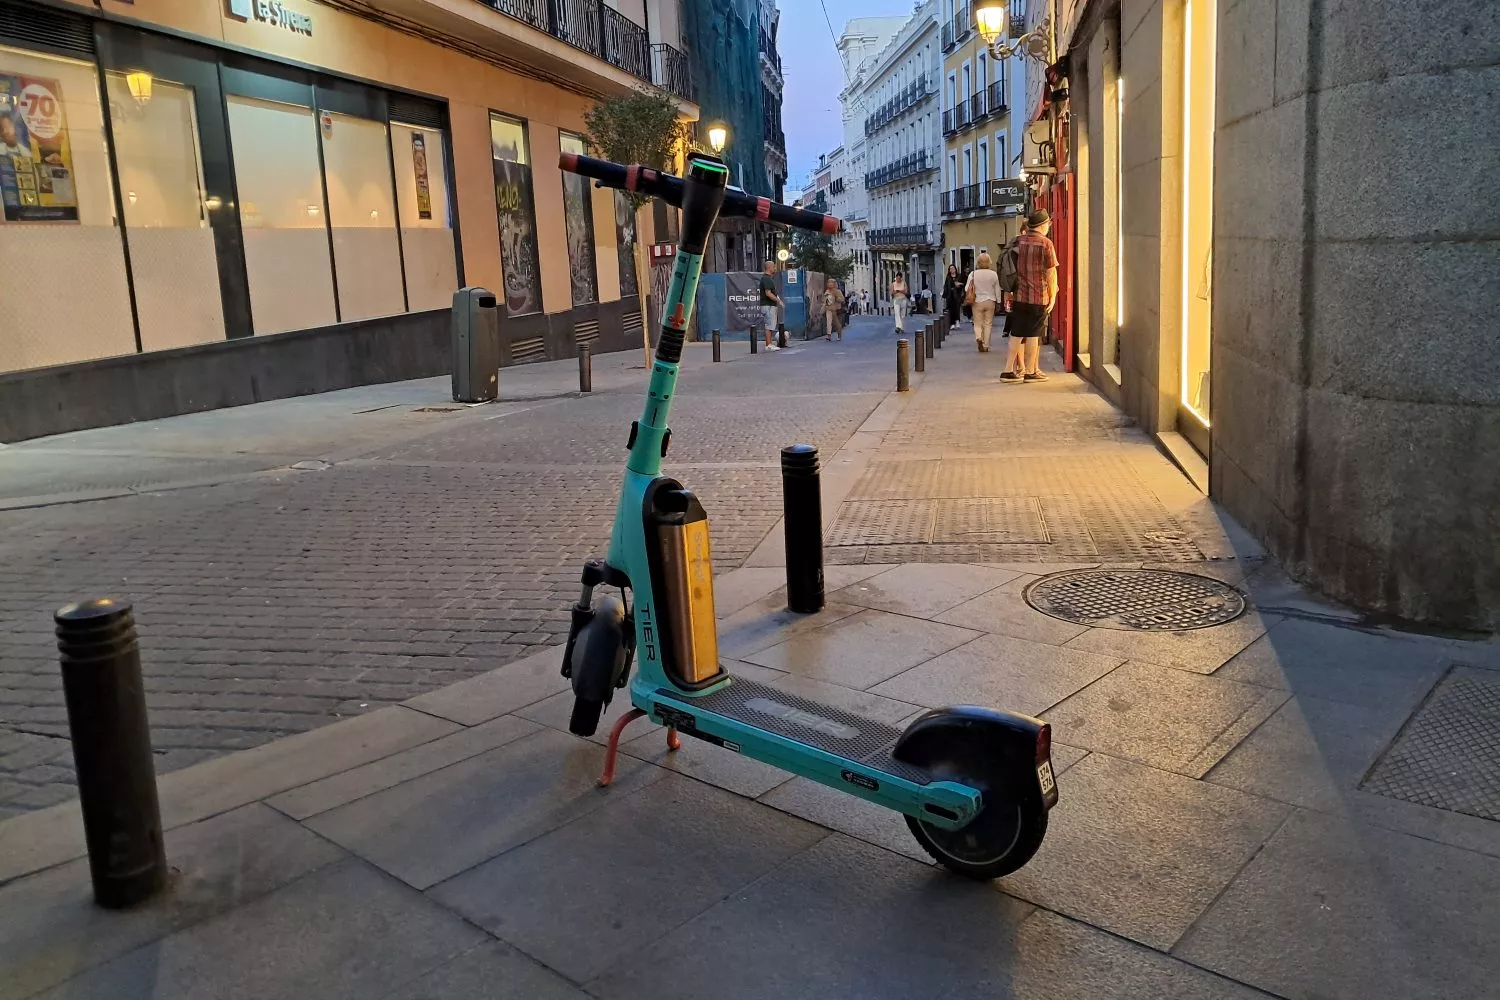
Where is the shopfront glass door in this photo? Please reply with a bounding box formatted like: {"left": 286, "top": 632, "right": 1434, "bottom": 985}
{"left": 320, "top": 109, "right": 404, "bottom": 321}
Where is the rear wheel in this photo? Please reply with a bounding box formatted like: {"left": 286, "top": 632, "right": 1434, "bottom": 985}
{"left": 905, "top": 801, "right": 1046, "bottom": 880}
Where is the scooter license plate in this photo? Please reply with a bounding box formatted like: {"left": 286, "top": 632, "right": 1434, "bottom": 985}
{"left": 1036, "top": 758, "right": 1057, "bottom": 802}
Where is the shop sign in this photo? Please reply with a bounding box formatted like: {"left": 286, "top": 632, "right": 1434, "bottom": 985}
{"left": 0, "top": 73, "right": 79, "bottom": 222}
{"left": 227, "top": 0, "right": 314, "bottom": 36}
{"left": 990, "top": 180, "right": 1027, "bottom": 207}
{"left": 880, "top": 253, "right": 904, "bottom": 261}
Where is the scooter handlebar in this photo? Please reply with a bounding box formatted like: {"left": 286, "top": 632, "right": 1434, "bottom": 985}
{"left": 560, "top": 152, "right": 841, "bottom": 236}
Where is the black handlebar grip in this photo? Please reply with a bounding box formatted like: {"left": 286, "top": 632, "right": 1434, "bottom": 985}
{"left": 559, "top": 152, "right": 842, "bottom": 235}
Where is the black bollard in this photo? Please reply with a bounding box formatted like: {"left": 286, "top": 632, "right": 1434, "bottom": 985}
{"left": 924, "top": 322, "right": 935, "bottom": 359}
{"left": 897, "top": 339, "right": 910, "bottom": 392}
{"left": 936, "top": 317, "right": 945, "bottom": 348}
{"left": 578, "top": 346, "right": 591, "bottom": 393}
{"left": 777, "top": 323, "right": 788, "bottom": 349}
{"left": 56, "top": 599, "right": 166, "bottom": 909}
{"left": 750, "top": 331, "right": 759, "bottom": 354}
{"left": 915, "top": 330, "right": 926, "bottom": 372}
{"left": 712, "top": 329, "right": 721, "bottom": 362}
{"left": 781, "top": 445, "right": 825, "bottom": 613}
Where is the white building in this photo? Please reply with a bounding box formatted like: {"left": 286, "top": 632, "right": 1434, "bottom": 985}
{"left": 832, "top": 17, "right": 909, "bottom": 299}
{"left": 841, "top": 1, "right": 944, "bottom": 308}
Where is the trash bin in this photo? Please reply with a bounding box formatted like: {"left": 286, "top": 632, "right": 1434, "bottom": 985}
{"left": 452, "top": 286, "right": 500, "bottom": 403}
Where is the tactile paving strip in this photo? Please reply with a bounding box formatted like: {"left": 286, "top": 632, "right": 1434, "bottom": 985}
{"left": 931, "top": 498, "right": 1050, "bottom": 544}
{"left": 1025, "top": 568, "right": 1247, "bottom": 631}
{"left": 1361, "top": 666, "right": 1500, "bottom": 822}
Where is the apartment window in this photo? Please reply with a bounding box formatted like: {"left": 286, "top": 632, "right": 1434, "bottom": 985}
{"left": 490, "top": 113, "right": 542, "bottom": 316}
{"left": 962, "top": 64, "right": 971, "bottom": 101}
{"left": 978, "top": 140, "right": 988, "bottom": 183}
{"left": 963, "top": 146, "right": 972, "bottom": 184}
{"left": 998, "top": 132, "right": 1009, "bottom": 177}
{"left": 978, "top": 54, "right": 987, "bottom": 91}
{"left": 948, "top": 152, "right": 957, "bottom": 188}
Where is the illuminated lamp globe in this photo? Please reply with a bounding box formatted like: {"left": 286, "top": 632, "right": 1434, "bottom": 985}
{"left": 973, "top": 0, "right": 1009, "bottom": 46}
{"left": 706, "top": 123, "right": 728, "bottom": 154}
{"left": 776, "top": 248, "right": 790, "bottom": 263}
{"left": 125, "top": 70, "right": 153, "bottom": 104}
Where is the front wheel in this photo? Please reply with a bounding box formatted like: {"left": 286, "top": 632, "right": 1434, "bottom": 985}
{"left": 905, "top": 800, "right": 1047, "bottom": 880}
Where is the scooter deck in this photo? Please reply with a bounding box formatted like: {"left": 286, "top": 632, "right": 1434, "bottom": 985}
{"left": 652, "top": 676, "right": 932, "bottom": 785}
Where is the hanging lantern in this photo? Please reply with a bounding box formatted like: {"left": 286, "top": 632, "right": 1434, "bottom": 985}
{"left": 125, "top": 70, "right": 153, "bottom": 105}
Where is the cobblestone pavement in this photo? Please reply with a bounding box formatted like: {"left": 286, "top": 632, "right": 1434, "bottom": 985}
{"left": 0, "top": 323, "right": 893, "bottom": 816}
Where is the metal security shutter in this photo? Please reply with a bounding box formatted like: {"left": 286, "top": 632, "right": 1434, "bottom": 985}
{"left": 0, "top": 0, "right": 95, "bottom": 58}
{"left": 387, "top": 94, "right": 444, "bottom": 129}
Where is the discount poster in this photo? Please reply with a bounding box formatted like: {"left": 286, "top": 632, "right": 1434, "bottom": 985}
{"left": 0, "top": 73, "right": 79, "bottom": 222}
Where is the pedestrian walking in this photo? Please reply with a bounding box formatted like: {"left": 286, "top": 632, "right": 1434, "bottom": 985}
{"left": 758, "top": 259, "right": 783, "bottom": 352}
{"left": 942, "top": 263, "right": 963, "bottom": 325}
{"left": 919, "top": 283, "right": 934, "bottom": 315}
{"left": 965, "top": 251, "right": 1002, "bottom": 352}
{"left": 1001, "top": 209, "right": 1059, "bottom": 383}
{"left": 860, "top": 288, "right": 870, "bottom": 316}
{"left": 960, "top": 266, "right": 974, "bottom": 324}
{"left": 822, "top": 278, "right": 846, "bottom": 341}
{"left": 890, "top": 272, "right": 909, "bottom": 333}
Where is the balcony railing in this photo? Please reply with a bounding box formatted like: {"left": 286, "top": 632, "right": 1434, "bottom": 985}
{"left": 476, "top": 0, "right": 687, "bottom": 98}
{"left": 863, "top": 150, "right": 936, "bottom": 189}
{"left": 944, "top": 83, "right": 1009, "bottom": 135}
{"left": 759, "top": 30, "right": 783, "bottom": 78}
{"left": 941, "top": 4, "right": 971, "bottom": 51}
{"left": 985, "top": 78, "right": 1008, "bottom": 118}
{"left": 651, "top": 42, "right": 694, "bottom": 101}
{"left": 863, "top": 73, "right": 935, "bottom": 136}
{"left": 868, "top": 225, "right": 935, "bottom": 248}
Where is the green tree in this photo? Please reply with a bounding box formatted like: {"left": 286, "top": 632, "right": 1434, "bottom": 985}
{"left": 583, "top": 88, "right": 694, "bottom": 211}
{"left": 788, "top": 229, "right": 854, "bottom": 281}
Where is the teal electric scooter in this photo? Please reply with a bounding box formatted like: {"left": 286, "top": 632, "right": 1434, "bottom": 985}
{"left": 557, "top": 151, "right": 1056, "bottom": 879}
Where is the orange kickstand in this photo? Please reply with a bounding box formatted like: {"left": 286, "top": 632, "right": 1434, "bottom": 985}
{"left": 598, "top": 708, "right": 646, "bottom": 787}
{"left": 667, "top": 727, "right": 682, "bottom": 752}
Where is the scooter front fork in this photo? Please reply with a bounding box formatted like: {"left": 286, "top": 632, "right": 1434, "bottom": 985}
{"left": 598, "top": 708, "right": 681, "bottom": 787}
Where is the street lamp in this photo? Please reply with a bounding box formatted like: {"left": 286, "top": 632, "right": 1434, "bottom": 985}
{"left": 973, "top": 0, "right": 1053, "bottom": 62}
{"left": 776, "top": 247, "right": 790, "bottom": 263}
{"left": 706, "top": 122, "right": 728, "bottom": 154}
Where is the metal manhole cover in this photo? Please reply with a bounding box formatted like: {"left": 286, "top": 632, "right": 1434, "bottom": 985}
{"left": 1360, "top": 666, "right": 1500, "bottom": 821}
{"left": 1024, "top": 569, "right": 1247, "bottom": 631}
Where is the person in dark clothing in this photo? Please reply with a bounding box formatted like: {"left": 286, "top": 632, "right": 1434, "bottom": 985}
{"left": 942, "top": 263, "right": 963, "bottom": 324}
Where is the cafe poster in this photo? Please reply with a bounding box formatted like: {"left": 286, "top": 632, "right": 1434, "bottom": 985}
{"left": 410, "top": 131, "right": 432, "bottom": 220}
{"left": 0, "top": 73, "right": 79, "bottom": 222}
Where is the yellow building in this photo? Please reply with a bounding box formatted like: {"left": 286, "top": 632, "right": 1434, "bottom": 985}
{"left": 937, "top": 1, "right": 1029, "bottom": 273}
{"left": 0, "top": 0, "right": 696, "bottom": 440}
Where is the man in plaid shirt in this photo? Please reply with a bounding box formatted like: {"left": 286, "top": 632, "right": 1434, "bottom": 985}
{"left": 1001, "top": 209, "right": 1059, "bottom": 383}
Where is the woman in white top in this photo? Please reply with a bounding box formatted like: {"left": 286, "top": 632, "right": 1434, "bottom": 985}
{"left": 889, "top": 274, "right": 909, "bottom": 332}
{"left": 965, "top": 252, "right": 1003, "bottom": 352}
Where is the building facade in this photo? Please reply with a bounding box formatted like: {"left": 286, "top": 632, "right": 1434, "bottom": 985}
{"left": 683, "top": 0, "right": 784, "bottom": 271}
{"left": 0, "top": 0, "right": 697, "bottom": 442}
{"left": 847, "top": 0, "right": 944, "bottom": 309}
{"left": 835, "top": 16, "right": 907, "bottom": 300}
{"left": 1054, "top": 0, "right": 1498, "bottom": 630}
{"left": 938, "top": 0, "right": 1033, "bottom": 272}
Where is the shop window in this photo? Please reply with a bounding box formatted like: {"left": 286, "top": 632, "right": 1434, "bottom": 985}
{"left": 226, "top": 95, "right": 336, "bottom": 335}
{"left": 321, "top": 110, "right": 404, "bottom": 321}
{"left": 489, "top": 113, "right": 541, "bottom": 316}
{"left": 558, "top": 131, "right": 597, "bottom": 307}
{"left": 391, "top": 122, "right": 457, "bottom": 311}
{"left": 1180, "top": 0, "right": 1217, "bottom": 431}
{"left": 0, "top": 46, "right": 135, "bottom": 373}
{"left": 614, "top": 191, "right": 638, "bottom": 301}
{"left": 106, "top": 70, "right": 224, "bottom": 352}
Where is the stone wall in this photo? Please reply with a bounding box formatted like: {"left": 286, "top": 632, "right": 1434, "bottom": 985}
{"left": 1211, "top": 0, "right": 1500, "bottom": 630}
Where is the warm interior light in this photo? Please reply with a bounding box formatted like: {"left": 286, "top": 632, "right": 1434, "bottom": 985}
{"left": 974, "top": 0, "right": 1009, "bottom": 46}
{"left": 1116, "top": 73, "right": 1125, "bottom": 334}
{"left": 125, "top": 70, "right": 153, "bottom": 104}
{"left": 707, "top": 123, "right": 728, "bottom": 153}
